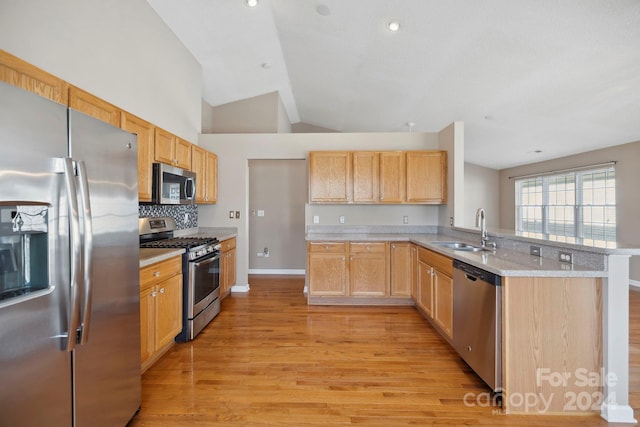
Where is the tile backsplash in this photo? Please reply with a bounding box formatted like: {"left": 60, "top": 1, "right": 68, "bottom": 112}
{"left": 139, "top": 204, "right": 198, "bottom": 229}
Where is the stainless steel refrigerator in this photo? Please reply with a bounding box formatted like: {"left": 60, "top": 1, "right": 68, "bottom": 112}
{"left": 0, "top": 81, "right": 141, "bottom": 426}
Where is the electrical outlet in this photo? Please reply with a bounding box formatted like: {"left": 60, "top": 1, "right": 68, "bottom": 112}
{"left": 449, "top": 217, "right": 454, "bottom": 226}
{"left": 229, "top": 211, "right": 234, "bottom": 219}
{"left": 339, "top": 215, "right": 345, "bottom": 224}
{"left": 403, "top": 216, "right": 409, "bottom": 224}
{"left": 313, "top": 215, "right": 319, "bottom": 224}
{"left": 257, "top": 252, "right": 264, "bottom": 257}
{"left": 530, "top": 246, "right": 541, "bottom": 257}
{"left": 235, "top": 211, "right": 240, "bottom": 219}
{"left": 559, "top": 251, "right": 573, "bottom": 264}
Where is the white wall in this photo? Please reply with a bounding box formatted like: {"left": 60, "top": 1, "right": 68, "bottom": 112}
{"left": 464, "top": 162, "right": 500, "bottom": 229}
{"left": 438, "top": 122, "right": 465, "bottom": 228}
{"left": 198, "top": 131, "right": 447, "bottom": 288}
{"left": 0, "top": 0, "right": 202, "bottom": 142}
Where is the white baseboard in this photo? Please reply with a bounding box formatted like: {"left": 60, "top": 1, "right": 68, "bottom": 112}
{"left": 248, "top": 269, "right": 306, "bottom": 275}
{"left": 630, "top": 279, "right": 640, "bottom": 289}
{"left": 230, "top": 284, "right": 250, "bottom": 293}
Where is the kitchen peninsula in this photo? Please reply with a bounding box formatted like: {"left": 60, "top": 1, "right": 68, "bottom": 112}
{"left": 306, "top": 225, "right": 639, "bottom": 422}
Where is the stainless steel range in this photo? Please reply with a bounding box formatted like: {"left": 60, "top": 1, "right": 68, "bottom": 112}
{"left": 139, "top": 217, "right": 221, "bottom": 341}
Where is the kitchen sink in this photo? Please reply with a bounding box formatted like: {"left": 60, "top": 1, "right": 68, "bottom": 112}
{"left": 430, "top": 241, "right": 490, "bottom": 252}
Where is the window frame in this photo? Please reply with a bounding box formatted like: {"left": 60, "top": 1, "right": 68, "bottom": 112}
{"left": 515, "top": 166, "right": 616, "bottom": 247}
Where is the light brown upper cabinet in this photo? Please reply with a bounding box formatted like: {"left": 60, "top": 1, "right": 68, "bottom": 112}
{"left": 406, "top": 151, "right": 447, "bottom": 204}
{"left": 0, "top": 49, "right": 69, "bottom": 105}
{"left": 154, "top": 128, "right": 192, "bottom": 170}
{"left": 352, "top": 152, "right": 379, "bottom": 203}
{"left": 69, "top": 86, "right": 121, "bottom": 127}
{"left": 204, "top": 151, "right": 218, "bottom": 203}
{"left": 379, "top": 151, "right": 406, "bottom": 203}
{"left": 309, "top": 150, "right": 447, "bottom": 205}
{"left": 121, "top": 112, "right": 155, "bottom": 202}
{"left": 191, "top": 145, "right": 217, "bottom": 204}
{"left": 309, "top": 151, "right": 353, "bottom": 203}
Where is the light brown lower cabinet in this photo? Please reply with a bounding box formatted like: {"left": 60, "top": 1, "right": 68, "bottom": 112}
{"left": 415, "top": 247, "right": 453, "bottom": 339}
{"left": 220, "top": 237, "right": 237, "bottom": 298}
{"left": 390, "top": 242, "right": 412, "bottom": 296}
{"left": 139, "top": 256, "right": 183, "bottom": 373}
{"left": 307, "top": 241, "right": 416, "bottom": 305}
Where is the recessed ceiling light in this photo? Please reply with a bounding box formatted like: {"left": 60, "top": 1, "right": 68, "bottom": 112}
{"left": 245, "top": 0, "right": 258, "bottom": 7}
{"left": 387, "top": 21, "right": 400, "bottom": 32}
{"left": 316, "top": 4, "right": 330, "bottom": 16}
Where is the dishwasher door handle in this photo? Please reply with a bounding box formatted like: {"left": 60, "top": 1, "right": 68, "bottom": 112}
{"left": 465, "top": 274, "right": 478, "bottom": 282}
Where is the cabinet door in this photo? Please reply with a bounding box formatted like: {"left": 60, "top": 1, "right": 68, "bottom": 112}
{"left": 122, "top": 112, "right": 154, "bottom": 202}
{"left": 406, "top": 151, "right": 447, "bottom": 203}
{"left": 0, "top": 49, "right": 69, "bottom": 104}
{"left": 154, "top": 275, "right": 183, "bottom": 350}
{"left": 434, "top": 271, "right": 453, "bottom": 339}
{"left": 308, "top": 252, "right": 348, "bottom": 296}
{"left": 352, "top": 152, "right": 379, "bottom": 203}
{"left": 349, "top": 242, "right": 388, "bottom": 297}
{"left": 410, "top": 245, "right": 419, "bottom": 301}
{"left": 228, "top": 248, "right": 236, "bottom": 289}
{"left": 154, "top": 128, "right": 175, "bottom": 165}
{"left": 390, "top": 242, "right": 411, "bottom": 296}
{"left": 379, "top": 152, "right": 406, "bottom": 203}
{"left": 309, "top": 151, "right": 352, "bottom": 203}
{"left": 417, "top": 261, "right": 434, "bottom": 317}
{"left": 139, "top": 286, "right": 155, "bottom": 365}
{"left": 69, "top": 86, "right": 121, "bottom": 127}
{"left": 204, "top": 151, "right": 218, "bottom": 203}
{"left": 191, "top": 145, "right": 206, "bottom": 202}
{"left": 175, "top": 137, "right": 192, "bottom": 170}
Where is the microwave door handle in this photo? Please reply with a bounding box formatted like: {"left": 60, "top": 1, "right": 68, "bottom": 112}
{"left": 76, "top": 161, "right": 93, "bottom": 345}
{"left": 185, "top": 177, "right": 195, "bottom": 200}
{"left": 62, "top": 158, "right": 82, "bottom": 351}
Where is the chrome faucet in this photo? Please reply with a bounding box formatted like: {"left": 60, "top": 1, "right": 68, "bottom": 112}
{"left": 475, "top": 208, "right": 496, "bottom": 250}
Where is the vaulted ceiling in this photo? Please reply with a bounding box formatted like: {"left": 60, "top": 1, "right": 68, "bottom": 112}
{"left": 147, "top": 0, "right": 640, "bottom": 169}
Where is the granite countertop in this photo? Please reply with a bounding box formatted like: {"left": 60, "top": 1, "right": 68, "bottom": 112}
{"left": 305, "top": 232, "right": 607, "bottom": 278}
{"left": 139, "top": 248, "right": 185, "bottom": 268}
{"left": 187, "top": 227, "right": 237, "bottom": 242}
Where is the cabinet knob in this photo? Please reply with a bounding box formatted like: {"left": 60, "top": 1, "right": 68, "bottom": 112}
{"left": 159, "top": 288, "right": 165, "bottom": 294}
{"left": 325, "top": 245, "right": 329, "bottom": 250}
{"left": 151, "top": 291, "right": 157, "bottom": 297}
{"left": 153, "top": 271, "right": 160, "bottom": 277}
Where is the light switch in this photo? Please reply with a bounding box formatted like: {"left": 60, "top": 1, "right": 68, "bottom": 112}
{"left": 313, "top": 215, "right": 319, "bottom": 224}
{"left": 339, "top": 215, "right": 345, "bottom": 224}
{"left": 257, "top": 210, "right": 265, "bottom": 217}
{"left": 229, "top": 211, "right": 234, "bottom": 219}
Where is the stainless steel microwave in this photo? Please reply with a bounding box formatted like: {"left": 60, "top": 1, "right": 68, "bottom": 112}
{"left": 152, "top": 163, "right": 196, "bottom": 204}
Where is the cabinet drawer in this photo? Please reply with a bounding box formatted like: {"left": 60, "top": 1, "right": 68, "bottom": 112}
{"left": 418, "top": 247, "right": 453, "bottom": 277}
{"left": 308, "top": 242, "right": 346, "bottom": 253}
{"left": 220, "top": 237, "right": 236, "bottom": 252}
{"left": 349, "top": 242, "right": 386, "bottom": 254}
{"left": 140, "top": 256, "right": 182, "bottom": 289}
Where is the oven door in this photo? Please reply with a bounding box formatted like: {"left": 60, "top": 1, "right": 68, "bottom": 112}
{"left": 188, "top": 252, "right": 220, "bottom": 318}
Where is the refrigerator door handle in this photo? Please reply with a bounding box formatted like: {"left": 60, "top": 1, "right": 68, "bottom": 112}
{"left": 76, "top": 160, "right": 93, "bottom": 345}
{"left": 62, "top": 157, "right": 82, "bottom": 351}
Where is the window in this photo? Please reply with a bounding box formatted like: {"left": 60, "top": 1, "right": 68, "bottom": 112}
{"left": 515, "top": 166, "right": 616, "bottom": 247}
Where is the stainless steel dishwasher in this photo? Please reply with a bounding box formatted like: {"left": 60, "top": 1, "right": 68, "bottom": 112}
{"left": 452, "top": 259, "right": 502, "bottom": 391}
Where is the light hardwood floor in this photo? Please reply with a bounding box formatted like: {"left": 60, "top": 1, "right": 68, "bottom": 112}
{"left": 128, "top": 276, "right": 640, "bottom": 426}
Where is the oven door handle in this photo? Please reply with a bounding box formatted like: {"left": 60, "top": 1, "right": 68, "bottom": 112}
{"left": 193, "top": 253, "right": 220, "bottom": 267}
